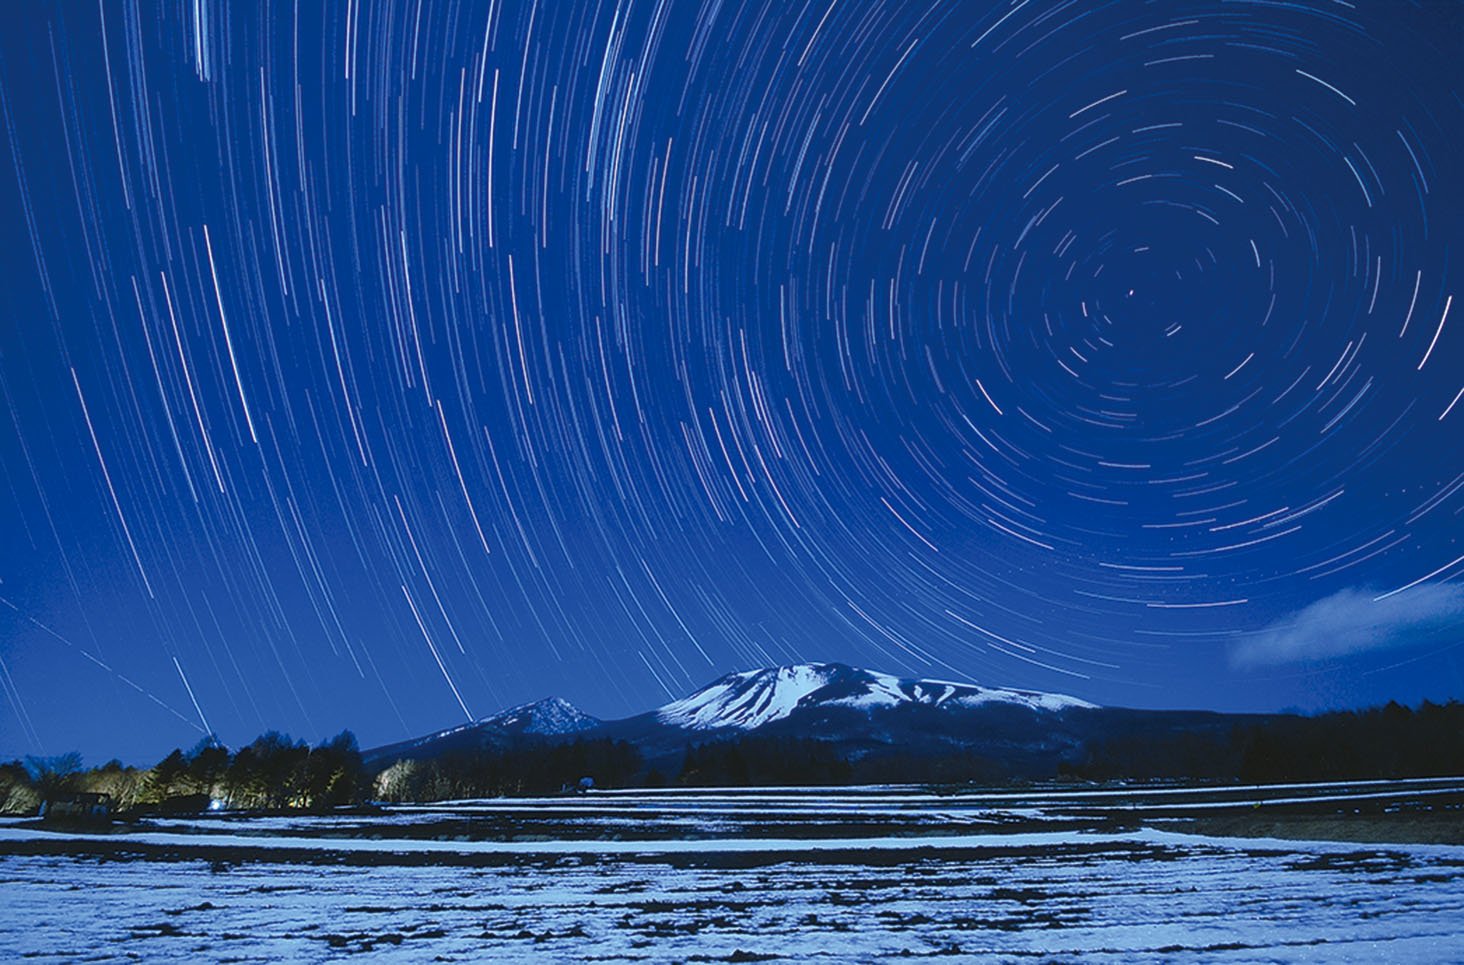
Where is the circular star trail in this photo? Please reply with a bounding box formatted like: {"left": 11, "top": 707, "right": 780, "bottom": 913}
{"left": 1, "top": 1, "right": 1461, "bottom": 757}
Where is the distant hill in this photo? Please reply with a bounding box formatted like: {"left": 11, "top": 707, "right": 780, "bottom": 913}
{"left": 365, "top": 697, "right": 600, "bottom": 764}
{"left": 484, "top": 696, "right": 601, "bottom": 736}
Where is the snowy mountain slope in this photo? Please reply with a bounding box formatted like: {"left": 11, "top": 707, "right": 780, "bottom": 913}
{"left": 655, "top": 663, "right": 1093, "bottom": 731}
{"left": 480, "top": 697, "right": 601, "bottom": 736}
{"left": 365, "top": 663, "right": 1104, "bottom": 768}
{"left": 363, "top": 697, "right": 600, "bottom": 763}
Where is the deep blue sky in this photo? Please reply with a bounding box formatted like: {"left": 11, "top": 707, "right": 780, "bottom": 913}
{"left": 1, "top": 1, "right": 1462, "bottom": 763}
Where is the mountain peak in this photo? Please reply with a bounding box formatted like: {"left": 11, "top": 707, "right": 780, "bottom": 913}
{"left": 480, "top": 696, "right": 600, "bottom": 736}
{"left": 655, "top": 662, "right": 1093, "bottom": 731}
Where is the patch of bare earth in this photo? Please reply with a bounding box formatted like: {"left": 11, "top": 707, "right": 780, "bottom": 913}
{"left": 1176, "top": 811, "right": 1464, "bottom": 845}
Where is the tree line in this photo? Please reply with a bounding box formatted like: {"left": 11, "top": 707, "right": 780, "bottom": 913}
{"left": 373, "top": 739, "right": 645, "bottom": 800}
{"left": 3, "top": 698, "right": 1460, "bottom": 813}
{"left": 1065, "top": 699, "right": 1464, "bottom": 783}
{"left": 0, "top": 730, "right": 368, "bottom": 815}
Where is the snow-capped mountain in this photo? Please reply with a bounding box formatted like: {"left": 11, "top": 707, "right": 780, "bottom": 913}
{"left": 362, "top": 697, "right": 599, "bottom": 763}
{"left": 655, "top": 663, "right": 1093, "bottom": 731}
{"left": 480, "top": 697, "right": 601, "bottom": 736}
{"left": 366, "top": 662, "right": 1105, "bottom": 770}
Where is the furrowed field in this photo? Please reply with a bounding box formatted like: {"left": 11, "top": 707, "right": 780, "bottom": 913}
{"left": 2, "top": 779, "right": 1462, "bottom": 963}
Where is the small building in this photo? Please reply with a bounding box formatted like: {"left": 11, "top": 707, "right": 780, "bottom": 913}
{"left": 39, "top": 792, "right": 114, "bottom": 822}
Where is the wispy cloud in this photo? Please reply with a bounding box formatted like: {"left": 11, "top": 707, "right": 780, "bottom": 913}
{"left": 1231, "top": 584, "right": 1464, "bottom": 668}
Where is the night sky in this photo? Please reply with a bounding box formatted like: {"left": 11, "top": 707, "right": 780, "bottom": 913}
{"left": 2, "top": 1, "right": 1462, "bottom": 762}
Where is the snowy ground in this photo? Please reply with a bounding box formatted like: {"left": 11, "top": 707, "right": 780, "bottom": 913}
{"left": 1, "top": 781, "right": 1462, "bottom": 963}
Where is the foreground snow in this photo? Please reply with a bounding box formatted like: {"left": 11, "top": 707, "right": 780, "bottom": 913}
{"left": 2, "top": 829, "right": 1462, "bottom": 962}
{"left": 2, "top": 782, "right": 1462, "bottom": 963}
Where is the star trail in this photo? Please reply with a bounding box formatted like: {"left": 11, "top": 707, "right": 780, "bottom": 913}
{"left": 1, "top": 1, "right": 1462, "bottom": 759}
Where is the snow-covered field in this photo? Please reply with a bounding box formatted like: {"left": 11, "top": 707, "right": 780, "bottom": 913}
{"left": 2, "top": 782, "right": 1462, "bottom": 963}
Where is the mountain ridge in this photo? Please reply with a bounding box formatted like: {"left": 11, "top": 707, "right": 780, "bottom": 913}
{"left": 481, "top": 696, "right": 602, "bottom": 736}
{"left": 363, "top": 696, "right": 601, "bottom": 764}
{"left": 356, "top": 662, "right": 1444, "bottom": 790}
{"left": 654, "top": 662, "right": 1093, "bottom": 730}
{"left": 365, "top": 661, "right": 1102, "bottom": 766}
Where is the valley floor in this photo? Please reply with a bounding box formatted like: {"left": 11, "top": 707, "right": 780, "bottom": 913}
{"left": 1, "top": 778, "right": 1461, "bottom": 963}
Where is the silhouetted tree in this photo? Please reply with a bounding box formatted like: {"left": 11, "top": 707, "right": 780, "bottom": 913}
{"left": 81, "top": 760, "right": 147, "bottom": 810}
{"left": 187, "top": 738, "right": 230, "bottom": 798}
{"left": 24, "top": 753, "right": 83, "bottom": 801}
{"left": 151, "top": 748, "right": 190, "bottom": 799}
{"left": 0, "top": 760, "right": 39, "bottom": 814}
{"left": 299, "top": 731, "right": 365, "bottom": 809}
